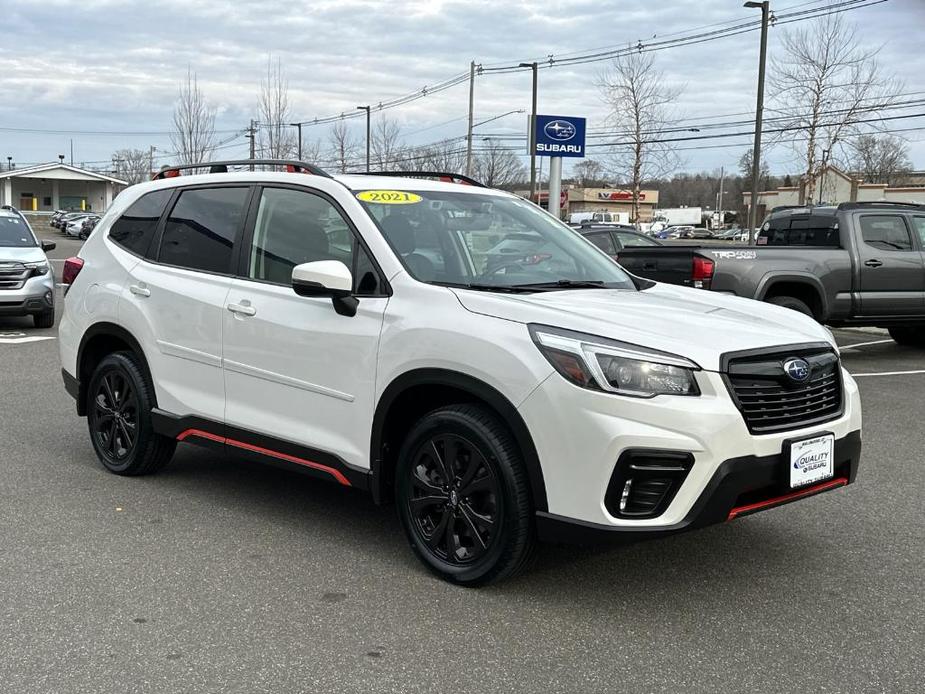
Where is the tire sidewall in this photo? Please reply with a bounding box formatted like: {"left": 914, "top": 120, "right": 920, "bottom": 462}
{"left": 396, "top": 410, "right": 524, "bottom": 585}
{"left": 86, "top": 352, "right": 152, "bottom": 474}
{"left": 768, "top": 296, "right": 813, "bottom": 318}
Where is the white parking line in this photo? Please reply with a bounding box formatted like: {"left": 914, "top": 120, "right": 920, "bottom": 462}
{"left": 839, "top": 339, "right": 895, "bottom": 350}
{"left": 0, "top": 336, "right": 56, "bottom": 344}
{"left": 851, "top": 369, "right": 925, "bottom": 378}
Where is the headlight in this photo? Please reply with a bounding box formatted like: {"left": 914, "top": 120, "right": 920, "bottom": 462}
{"left": 529, "top": 324, "right": 700, "bottom": 397}
{"left": 25, "top": 262, "right": 48, "bottom": 276}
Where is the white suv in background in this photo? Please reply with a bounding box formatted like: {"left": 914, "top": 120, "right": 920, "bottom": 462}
{"left": 58, "top": 161, "right": 862, "bottom": 586}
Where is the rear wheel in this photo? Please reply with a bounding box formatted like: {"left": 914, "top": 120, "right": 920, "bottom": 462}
{"left": 396, "top": 404, "right": 535, "bottom": 586}
{"left": 888, "top": 327, "right": 925, "bottom": 347}
{"left": 766, "top": 295, "right": 814, "bottom": 319}
{"left": 33, "top": 309, "right": 54, "bottom": 329}
{"left": 86, "top": 351, "right": 176, "bottom": 475}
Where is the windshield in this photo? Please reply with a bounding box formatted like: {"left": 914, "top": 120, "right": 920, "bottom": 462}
{"left": 0, "top": 215, "right": 36, "bottom": 248}
{"left": 356, "top": 189, "right": 636, "bottom": 291}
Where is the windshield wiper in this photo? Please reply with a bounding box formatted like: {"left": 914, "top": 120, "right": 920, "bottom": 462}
{"left": 438, "top": 282, "right": 538, "bottom": 293}
{"left": 510, "top": 280, "right": 610, "bottom": 290}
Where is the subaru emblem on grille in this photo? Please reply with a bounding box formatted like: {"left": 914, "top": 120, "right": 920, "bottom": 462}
{"left": 783, "top": 358, "right": 811, "bottom": 382}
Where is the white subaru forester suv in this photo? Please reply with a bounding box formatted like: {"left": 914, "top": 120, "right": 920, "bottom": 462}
{"left": 59, "top": 161, "right": 862, "bottom": 585}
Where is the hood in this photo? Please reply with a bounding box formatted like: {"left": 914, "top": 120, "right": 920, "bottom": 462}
{"left": 451, "top": 283, "right": 834, "bottom": 371}
{"left": 0, "top": 246, "right": 45, "bottom": 264}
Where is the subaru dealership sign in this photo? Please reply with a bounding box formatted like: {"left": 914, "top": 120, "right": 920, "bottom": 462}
{"left": 533, "top": 115, "right": 586, "bottom": 158}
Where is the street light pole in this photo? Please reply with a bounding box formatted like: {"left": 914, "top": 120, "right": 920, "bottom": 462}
{"left": 357, "top": 106, "right": 371, "bottom": 172}
{"left": 519, "top": 62, "right": 538, "bottom": 202}
{"left": 745, "top": 1, "right": 770, "bottom": 244}
{"left": 289, "top": 123, "right": 303, "bottom": 160}
{"left": 466, "top": 60, "right": 476, "bottom": 177}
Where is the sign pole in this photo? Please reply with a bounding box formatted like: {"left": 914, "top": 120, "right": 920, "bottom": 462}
{"left": 547, "top": 157, "right": 562, "bottom": 219}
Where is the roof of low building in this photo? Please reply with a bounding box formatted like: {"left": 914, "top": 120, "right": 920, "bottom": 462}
{"left": 0, "top": 162, "right": 127, "bottom": 185}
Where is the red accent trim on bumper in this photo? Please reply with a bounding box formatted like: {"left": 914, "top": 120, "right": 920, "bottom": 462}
{"left": 727, "top": 476, "right": 848, "bottom": 521}
{"left": 176, "top": 429, "right": 351, "bottom": 486}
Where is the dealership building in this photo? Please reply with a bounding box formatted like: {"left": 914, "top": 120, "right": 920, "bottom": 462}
{"left": 0, "top": 163, "right": 126, "bottom": 212}
{"left": 565, "top": 187, "right": 660, "bottom": 221}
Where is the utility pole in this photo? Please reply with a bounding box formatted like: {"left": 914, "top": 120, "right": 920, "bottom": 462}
{"left": 357, "top": 106, "right": 371, "bottom": 172}
{"left": 818, "top": 148, "right": 829, "bottom": 204}
{"left": 148, "top": 145, "right": 156, "bottom": 178}
{"left": 519, "top": 62, "right": 538, "bottom": 202}
{"left": 465, "top": 61, "right": 476, "bottom": 177}
{"left": 69, "top": 139, "right": 74, "bottom": 166}
{"left": 745, "top": 1, "right": 770, "bottom": 244}
{"left": 718, "top": 165, "right": 725, "bottom": 227}
{"left": 247, "top": 119, "right": 257, "bottom": 170}
{"left": 290, "top": 122, "right": 303, "bottom": 160}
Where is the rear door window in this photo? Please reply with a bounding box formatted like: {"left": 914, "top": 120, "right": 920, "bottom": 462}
{"left": 911, "top": 216, "right": 925, "bottom": 248}
{"left": 109, "top": 189, "right": 171, "bottom": 257}
{"left": 859, "top": 215, "right": 914, "bottom": 252}
{"left": 586, "top": 231, "right": 616, "bottom": 254}
{"left": 158, "top": 187, "right": 250, "bottom": 273}
{"left": 615, "top": 231, "right": 658, "bottom": 248}
{"left": 757, "top": 216, "right": 839, "bottom": 246}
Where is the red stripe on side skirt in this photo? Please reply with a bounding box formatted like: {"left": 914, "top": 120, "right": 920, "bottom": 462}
{"left": 176, "top": 429, "right": 351, "bottom": 486}
{"left": 727, "top": 477, "right": 848, "bottom": 521}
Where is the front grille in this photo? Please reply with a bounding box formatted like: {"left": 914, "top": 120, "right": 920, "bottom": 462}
{"left": 724, "top": 346, "right": 843, "bottom": 434}
{"left": 0, "top": 263, "right": 29, "bottom": 290}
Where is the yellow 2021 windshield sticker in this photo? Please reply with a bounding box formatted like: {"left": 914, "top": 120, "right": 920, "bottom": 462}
{"left": 355, "top": 190, "right": 422, "bottom": 204}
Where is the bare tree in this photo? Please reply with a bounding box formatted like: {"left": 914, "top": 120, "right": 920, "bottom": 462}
{"left": 473, "top": 140, "right": 525, "bottom": 188}
{"left": 599, "top": 51, "right": 682, "bottom": 221}
{"left": 258, "top": 56, "right": 295, "bottom": 159}
{"left": 848, "top": 133, "right": 912, "bottom": 186}
{"left": 370, "top": 116, "right": 403, "bottom": 170}
{"left": 404, "top": 139, "right": 466, "bottom": 173}
{"left": 571, "top": 159, "right": 605, "bottom": 186}
{"left": 328, "top": 120, "right": 359, "bottom": 173}
{"left": 112, "top": 148, "right": 152, "bottom": 185}
{"left": 170, "top": 68, "right": 216, "bottom": 164}
{"left": 768, "top": 14, "right": 903, "bottom": 202}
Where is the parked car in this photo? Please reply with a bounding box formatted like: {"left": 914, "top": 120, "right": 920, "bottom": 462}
{"left": 56, "top": 212, "right": 92, "bottom": 233}
{"left": 688, "top": 228, "right": 715, "bottom": 239}
{"left": 0, "top": 206, "right": 56, "bottom": 327}
{"left": 64, "top": 214, "right": 96, "bottom": 237}
{"left": 50, "top": 210, "right": 69, "bottom": 227}
{"left": 655, "top": 225, "right": 695, "bottom": 239}
{"left": 58, "top": 161, "right": 863, "bottom": 585}
{"left": 576, "top": 224, "right": 662, "bottom": 260}
{"left": 615, "top": 202, "right": 925, "bottom": 345}
{"left": 79, "top": 215, "right": 101, "bottom": 240}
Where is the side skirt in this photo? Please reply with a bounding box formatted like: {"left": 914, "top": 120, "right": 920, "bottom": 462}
{"left": 151, "top": 409, "right": 371, "bottom": 491}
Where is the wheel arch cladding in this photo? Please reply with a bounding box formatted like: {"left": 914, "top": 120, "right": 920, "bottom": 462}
{"left": 758, "top": 275, "right": 827, "bottom": 319}
{"left": 370, "top": 368, "right": 548, "bottom": 512}
{"left": 76, "top": 322, "right": 154, "bottom": 416}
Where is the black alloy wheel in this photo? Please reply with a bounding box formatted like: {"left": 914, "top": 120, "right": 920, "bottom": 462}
{"left": 408, "top": 433, "right": 501, "bottom": 565}
{"left": 91, "top": 369, "right": 138, "bottom": 463}
{"left": 396, "top": 404, "right": 535, "bottom": 586}
{"left": 86, "top": 352, "right": 176, "bottom": 475}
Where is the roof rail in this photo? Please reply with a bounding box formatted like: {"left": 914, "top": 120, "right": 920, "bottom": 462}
{"left": 837, "top": 201, "right": 924, "bottom": 210}
{"left": 352, "top": 170, "right": 486, "bottom": 187}
{"left": 152, "top": 159, "right": 331, "bottom": 181}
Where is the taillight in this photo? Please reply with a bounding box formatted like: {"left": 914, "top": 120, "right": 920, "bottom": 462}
{"left": 691, "top": 256, "right": 714, "bottom": 288}
{"left": 62, "top": 257, "right": 84, "bottom": 285}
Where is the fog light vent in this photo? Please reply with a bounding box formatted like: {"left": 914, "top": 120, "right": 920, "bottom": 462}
{"left": 605, "top": 450, "right": 694, "bottom": 519}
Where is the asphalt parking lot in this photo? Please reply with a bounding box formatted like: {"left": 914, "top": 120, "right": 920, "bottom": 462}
{"left": 1, "top": 236, "right": 922, "bottom": 693}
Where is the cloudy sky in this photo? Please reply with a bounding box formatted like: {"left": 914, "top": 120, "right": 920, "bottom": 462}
{"left": 1, "top": 0, "right": 922, "bottom": 178}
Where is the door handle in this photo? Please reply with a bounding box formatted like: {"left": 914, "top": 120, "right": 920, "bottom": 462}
{"left": 227, "top": 302, "right": 256, "bottom": 317}
{"left": 864, "top": 259, "right": 883, "bottom": 268}
{"left": 129, "top": 284, "right": 150, "bottom": 297}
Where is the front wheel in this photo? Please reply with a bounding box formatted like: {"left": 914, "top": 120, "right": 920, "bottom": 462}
{"left": 86, "top": 351, "right": 176, "bottom": 475}
{"left": 889, "top": 327, "right": 925, "bottom": 347}
{"left": 396, "top": 404, "right": 535, "bottom": 586}
{"left": 766, "top": 295, "right": 815, "bottom": 319}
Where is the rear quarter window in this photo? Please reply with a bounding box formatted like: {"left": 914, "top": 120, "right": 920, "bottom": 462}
{"left": 109, "top": 189, "right": 172, "bottom": 256}
{"left": 757, "top": 216, "right": 840, "bottom": 247}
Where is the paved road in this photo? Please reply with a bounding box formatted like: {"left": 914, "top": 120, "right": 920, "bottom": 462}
{"left": 0, "top": 244, "right": 922, "bottom": 692}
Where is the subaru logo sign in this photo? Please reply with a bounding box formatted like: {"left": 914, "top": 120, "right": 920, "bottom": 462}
{"left": 533, "top": 115, "right": 586, "bottom": 158}
{"left": 783, "top": 358, "right": 811, "bottom": 383}
{"left": 543, "top": 119, "right": 576, "bottom": 141}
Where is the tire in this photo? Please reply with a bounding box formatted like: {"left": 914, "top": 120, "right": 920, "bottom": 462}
{"left": 86, "top": 351, "right": 176, "bottom": 476}
{"left": 33, "top": 309, "right": 55, "bottom": 329}
{"left": 766, "top": 295, "right": 814, "bottom": 319}
{"left": 888, "top": 327, "right": 925, "bottom": 347}
{"left": 396, "top": 404, "right": 535, "bottom": 586}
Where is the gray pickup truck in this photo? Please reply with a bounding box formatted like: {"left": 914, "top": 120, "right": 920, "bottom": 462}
{"left": 616, "top": 202, "right": 925, "bottom": 346}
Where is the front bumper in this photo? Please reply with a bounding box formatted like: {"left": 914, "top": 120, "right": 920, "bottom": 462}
{"left": 518, "top": 366, "right": 862, "bottom": 539}
{"left": 0, "top": 273, "right": 55, "bottom": 316}
{"left": 536, "top": 430, "right": 860, "bottom": 543}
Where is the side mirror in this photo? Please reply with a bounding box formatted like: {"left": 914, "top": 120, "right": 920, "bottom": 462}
{"left": 291, "top": 260, "right": 358, "bottom": 317}
{"left": 41, "top": 240, "right": 56, "bottom": 252}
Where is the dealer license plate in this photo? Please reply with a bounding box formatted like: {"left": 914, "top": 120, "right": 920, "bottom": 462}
{"left": 789, "top": 434, "right": 835, "bottom": 489}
